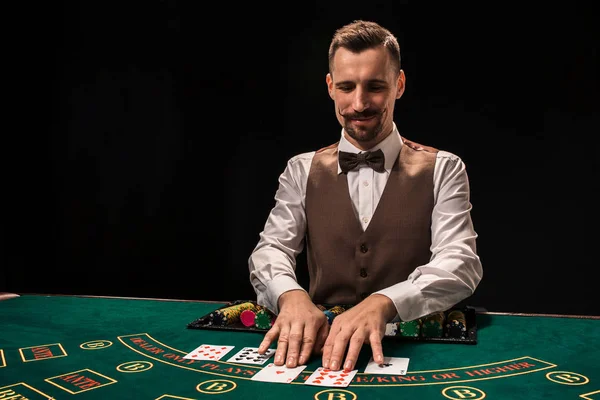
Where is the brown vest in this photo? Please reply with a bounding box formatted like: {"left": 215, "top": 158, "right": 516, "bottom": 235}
{"left": 305, "top": 137, "right": 438, "bottom": 305}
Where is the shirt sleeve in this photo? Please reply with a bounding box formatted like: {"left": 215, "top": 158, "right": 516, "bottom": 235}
{"left": 374, "top": 151, "right": 483, "bottom": 321}
{"left": 248, "top": 153, "right": 313, "bottom": 314}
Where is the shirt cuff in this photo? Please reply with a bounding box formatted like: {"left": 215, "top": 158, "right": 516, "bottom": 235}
{"left": 373, "top": 280, "right": 427, "bottom": 322}
{"left": 264, "top": 276, "right": 306, "bottom": 315}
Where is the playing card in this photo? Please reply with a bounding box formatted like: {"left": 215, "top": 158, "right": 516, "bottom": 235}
{"left": 304, "top": 367, "right": 358, "bottom": 387}
{"left": 363, "top": 356, "right": 410, "bottom": 375}
{"left": 226, "top": 347, "right": 275, "bottom": 365}
{"left": 250, "top": 363, "right": 306, "bottom": 384}
{"left": 183, "top": 344, "right": 235, "bottom": 361}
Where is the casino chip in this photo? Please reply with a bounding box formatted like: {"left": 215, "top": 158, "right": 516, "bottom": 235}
{"left": 211, "top": 302, "right": 258, "bottom": 326}
{"left": 385, "top": 322, "right": 399, "bottom": 336}
{"left": 445, "top": 310, "right": 467, "bottom": 339}
{"left": 254, "top": 309, "right": 275, "bottom": 330}
{"left": 399, "top": 319, "right": 421, "bottom": 337}
{"left": 240, "top": 309, "right": 257, "bottom": 327}
{"left": 421, "top": 312, "right": 445, "bottom": 338}
{"left": 323, "top": 305, "right": 346, "bottom": 325}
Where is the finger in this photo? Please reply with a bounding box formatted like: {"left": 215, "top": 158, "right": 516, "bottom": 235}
{"left": 368, "top": 332, "right": 385, "bottom": 365}
{"left": 296, "top": 325, "right": 316, "bottom": 365}
{"left": 258, "top": 325, "right": 279, "bottom": 354}
{"left": 285, "top": 323, "right": 305, "bottom": 368}
{"left": 343, "top": 334, "right": 365, "bottom": 372}
{"left": 329, "top": 328, "right": 352, "bottom": 371}
{"left": 273, "top": 326, "right": 290, "bottom": 366}
{"left": 321, "top": 324, "right": 336, "bottom": 369}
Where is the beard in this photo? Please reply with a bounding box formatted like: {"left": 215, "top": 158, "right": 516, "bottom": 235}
{"left": 339, "top": 107, "right": 386, "bottom": 143}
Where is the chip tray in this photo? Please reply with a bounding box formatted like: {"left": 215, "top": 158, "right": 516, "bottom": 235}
{"left": 187, "top": 300, "right": 478, "bottom": 344}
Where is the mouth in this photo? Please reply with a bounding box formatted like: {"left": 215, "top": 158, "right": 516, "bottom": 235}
{"left": 350, "top": 116, "right": 375, "bottom": 121}
{"left": 338, "top": 107, "right": 381, "bottom": 121}
{"left": 348, "top": 115, "right": 377, "bottom": 124}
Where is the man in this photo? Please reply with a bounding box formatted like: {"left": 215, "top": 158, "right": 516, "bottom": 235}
{"left": 248, "top": 20, "right": 482, "bottom": 373}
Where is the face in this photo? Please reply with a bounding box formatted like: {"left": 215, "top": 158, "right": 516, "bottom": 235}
{"left": 326, "top": 46, "right": 405, "bottom": 150}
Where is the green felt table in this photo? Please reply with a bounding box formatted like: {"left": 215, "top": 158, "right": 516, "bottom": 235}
{"left": 1, "top": 294, "right": 598, "bottom": 400}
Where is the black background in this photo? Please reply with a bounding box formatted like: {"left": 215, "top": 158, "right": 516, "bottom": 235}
{"left": 3, "top": 2, "right": 598, "bottom": 316}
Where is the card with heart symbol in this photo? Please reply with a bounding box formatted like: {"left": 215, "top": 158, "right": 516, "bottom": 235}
{"left": 182, "top": 344, "right": 235, "bottom": 361}
{"left": 304, "top": 367, "right": 358, "bottom": 387}
{"left": 250, "top": 363, "right": 307, "bottom": 383}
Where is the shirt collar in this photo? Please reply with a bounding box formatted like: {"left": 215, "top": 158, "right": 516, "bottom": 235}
{"left": 337, "top": 123, "right": 403, "bottom": 174}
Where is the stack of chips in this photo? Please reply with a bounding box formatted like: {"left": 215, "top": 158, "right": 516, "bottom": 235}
{"left": 210, "top": 302, "right": 258, "bottom": 326}
{"left": 254, "top": 308, "right": 276, "bottom": 330}
{"left": 385, "top": 322, "right": 400, "bottom": 336}
{"left": 323, "top": 305, "right": 346, "bottom": 325}
{"left": 399, "top": 319, "right": 422, "bottom": 337}
{"left": 421, "top": 312, "right": 446, "bottom": 338}
{"left": 445, "top": 310, "right": 467, "bottom": 339}
{"left": 240, "top": 305, "right": 264, "bottom": 327}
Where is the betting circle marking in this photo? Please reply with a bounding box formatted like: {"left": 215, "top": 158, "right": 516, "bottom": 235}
{"left": 117, "top": 361, "right": 153, "bottom": 373}
{"left": 442, "top": 386, "right": 486, "bottom": 399}
{"left": 196, "top": 379, "right": 237, "bottom": 394}
{"left": 546, "top": 371, "right": 589, "bottom": 385}
{"left": 80, "top": 340, "right": 113, "bottom": 350}
{"left": 314, "top": 388, "right": 357, "bottom": 400}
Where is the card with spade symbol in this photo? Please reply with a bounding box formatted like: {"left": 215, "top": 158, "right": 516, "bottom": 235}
{"left": 363, "top": 356, "right": 410, "bottom": 375}
{"left": 226, "top": 346, "right": 275, "bottom": 365}
{"left": 304, "top": 367, "right": 358, "bottom": 387}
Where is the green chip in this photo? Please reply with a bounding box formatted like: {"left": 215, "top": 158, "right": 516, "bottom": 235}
{"left": 399, "top": 319, "right": 421, "bottom": 337}
{"left": 421, "top": 312, "right": 445, "bottom": 338}
{"left": 254, "top": 309, "right": 273, "bottom": 330}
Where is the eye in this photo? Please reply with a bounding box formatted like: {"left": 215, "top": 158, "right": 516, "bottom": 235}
{"left": 368, "top": 85, "right": 387, "bottom": 92}
{"left": 337, "top": 85, "right": 354, "bottom": 93}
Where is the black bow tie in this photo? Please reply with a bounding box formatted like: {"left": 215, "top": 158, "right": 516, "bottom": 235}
{"left": 339, "top": 149, "right": 386, "bottom": 173}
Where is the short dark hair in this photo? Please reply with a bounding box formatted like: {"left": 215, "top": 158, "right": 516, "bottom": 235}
{"left": 328, "top": 20, "right": 401, "bottom": 76}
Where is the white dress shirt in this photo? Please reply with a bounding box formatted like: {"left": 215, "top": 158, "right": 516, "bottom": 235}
{"left": 248, "top": 124, "right": 483, "bottom": 322}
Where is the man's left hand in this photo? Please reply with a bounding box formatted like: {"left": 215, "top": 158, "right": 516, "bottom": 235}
{"left": 321, "top": 294, "right": 397, "bottom": 372}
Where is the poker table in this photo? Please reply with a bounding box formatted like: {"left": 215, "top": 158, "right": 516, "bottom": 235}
{"left": 1, "top": 293, "right": 598, "bottom": 400}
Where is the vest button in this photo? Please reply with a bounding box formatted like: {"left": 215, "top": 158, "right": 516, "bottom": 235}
{"left": 360, "top": 268, "right": 367, "bottom": 277}
{"left": 360, "top": 244, "right": 368, "bottom": 253}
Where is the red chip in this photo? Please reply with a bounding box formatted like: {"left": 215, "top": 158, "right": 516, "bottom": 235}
{"left": 240, "top": 309, "right": 256, "bottom": 327}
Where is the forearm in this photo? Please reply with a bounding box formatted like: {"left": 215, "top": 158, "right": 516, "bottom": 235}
{"left": 375, "top": 251, "right": 482, "bottom": 321}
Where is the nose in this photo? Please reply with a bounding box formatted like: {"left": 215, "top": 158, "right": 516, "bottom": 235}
{"left": 352, "top": 88, "right": 370, "bottom": 112}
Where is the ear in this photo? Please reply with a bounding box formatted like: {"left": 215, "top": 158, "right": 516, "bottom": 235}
{"left": 395, "top": 70, "right": 406, "bottom": 99}
{"left": 326, "top": 73, "right": 334, "bottom": 99}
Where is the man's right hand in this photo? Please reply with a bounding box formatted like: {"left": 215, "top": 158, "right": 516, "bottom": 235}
{"left": 257, "top": 290, "right": 329, "bottom": 368}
